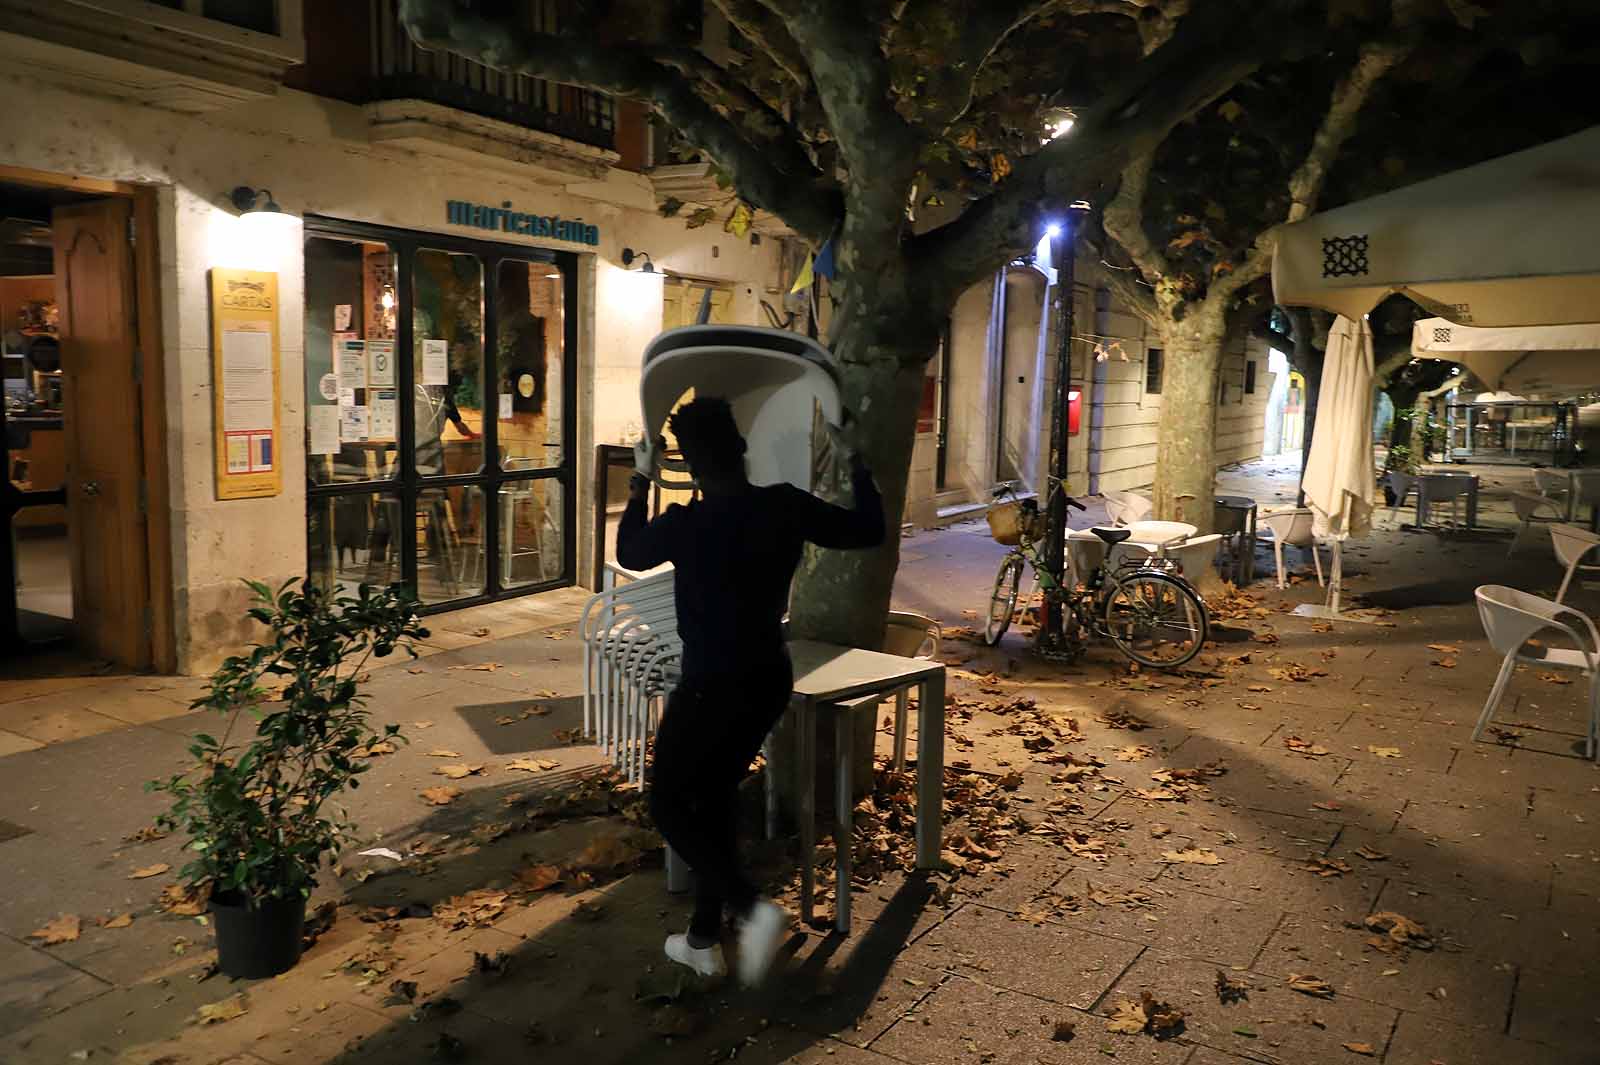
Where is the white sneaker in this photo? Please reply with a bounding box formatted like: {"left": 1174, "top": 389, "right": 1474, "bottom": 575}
{"left": 664, "top": 933, "right": 726, "bottom": 978}
{"left": 736, "top": 900, "right": 787, "bottom": 987}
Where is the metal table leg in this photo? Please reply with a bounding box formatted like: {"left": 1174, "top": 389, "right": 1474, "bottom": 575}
{"left": 835, "top": 706, "right": 852, "bottom": 934}
{"left": 915, "top": 669, "right": 946, "bottom": 869}
{"left": 892, "top": 688, "right": 909, "bottom": 773}
{"left": 798, "top": 696, "right": 816, "bottom": 927}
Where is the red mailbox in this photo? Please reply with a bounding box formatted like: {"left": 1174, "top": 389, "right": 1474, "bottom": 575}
{"left": 1067, "top": 390, "right": 1082, "bottom": 436}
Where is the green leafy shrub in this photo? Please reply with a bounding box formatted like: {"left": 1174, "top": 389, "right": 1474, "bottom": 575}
{"left": 149, "top": 580, "right": 427, "bottom": 904}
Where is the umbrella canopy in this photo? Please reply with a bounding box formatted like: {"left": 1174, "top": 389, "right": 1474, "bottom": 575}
{"left": 1273, "top": 126, "right": 1600, "bottom": 327}
{"left": 1411, "top": 317, "right": 1600, "bottom": 395}
{"left": 1302, "top": 316, "right": 1376, "bottom": 541}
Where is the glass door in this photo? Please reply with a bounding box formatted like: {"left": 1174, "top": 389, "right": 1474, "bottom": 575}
{"left": 303, "top": 219, "right": 576, "bottom": 612}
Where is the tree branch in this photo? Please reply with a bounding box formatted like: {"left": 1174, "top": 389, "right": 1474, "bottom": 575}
{"left": 767, "top": 1, "right": 921, "bottom": 218}
{"left": 708, "top": 0, "right": 812, "bottom": 91}
{"left": 398, "top": 0, "right": 841, "bottom": 243}
{"left": 1101, "top": 153, "right": 1180, "bottom": 315}
{"left": 1209, "top": 33, "right": 1414, "bottom": 309}
{"left": 908, "top": 0, "right": 1320, "bottom": 307}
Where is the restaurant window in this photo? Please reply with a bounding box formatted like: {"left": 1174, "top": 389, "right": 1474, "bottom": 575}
{"left": 304, "top": 219, "right": 575, "bottom": 610}
{"left": 1145, "top": 347, "right": 1163, "bottom": 395}
{"left": 1245, "top": 359, "right": 1257, "bottom": 395}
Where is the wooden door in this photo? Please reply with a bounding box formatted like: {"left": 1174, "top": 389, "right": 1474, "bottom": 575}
{"left": 52, "top": 199, "right": 149, "bottom": 668}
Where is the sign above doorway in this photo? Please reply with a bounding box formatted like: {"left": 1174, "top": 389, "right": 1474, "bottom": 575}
{"left": 445, "top": 200, "right": 599, "bottom": 246}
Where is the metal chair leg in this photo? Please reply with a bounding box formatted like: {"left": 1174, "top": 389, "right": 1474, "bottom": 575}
{"left": 835, "top": 706, "right": 853, "bottom": 935}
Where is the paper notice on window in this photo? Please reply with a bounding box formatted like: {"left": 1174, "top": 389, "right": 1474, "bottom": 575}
{"left": 422, "top": 338, "right": 449, "bottom": 386}
{"left": 308, "top": 405, "right": 339, "bottom": 455}
{"left": 221, "top": 325, "right": 274, "bottom": 433}
{"left": 334, "top": 304, "right": 353, "bottom": 331}
{"left": 499, "top": 393, "right": 513, "bottom": 420}
{"left": 340, "top": 405, "right": 370, "bottom": 443}
{"left": 367, "top": 339, "right": 397, "bottom": 388}
{"left": 370, "top": 389, "right": 397, "bottom": 440}
{"left": 337, "top": 338, "right": 366, "bottom": 398}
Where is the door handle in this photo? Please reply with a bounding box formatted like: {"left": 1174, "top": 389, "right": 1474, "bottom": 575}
{"left": 81, "top": 480, "right": 100, "bottom": 497}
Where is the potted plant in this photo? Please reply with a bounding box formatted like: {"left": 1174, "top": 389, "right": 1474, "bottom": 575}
{"left": 150, "top": 579, "right": 427, "bottom": 978}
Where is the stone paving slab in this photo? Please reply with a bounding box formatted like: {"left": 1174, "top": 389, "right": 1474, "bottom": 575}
{"left": 1105, "top": 950, "right": 1400, "bottom": 1065}
{"left": 1256, "top": 910, "right": 1515, "bottom": 1026}
{"left": 899, "top": 904, "right": 1141, "bottom": 1009}
{"left": 868, "top": 972, "right": 1191, "bottom": 1065}
{"left": 1160, "top": 847, "right": 1384, "bottom": 922}
{"left": 1385, "top": 1010, "right": 1577, "bottom": 1065}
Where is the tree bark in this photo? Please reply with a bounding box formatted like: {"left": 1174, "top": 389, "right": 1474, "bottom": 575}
{"left": 1150, "top": 304, "right": 1228, "bottom": 527}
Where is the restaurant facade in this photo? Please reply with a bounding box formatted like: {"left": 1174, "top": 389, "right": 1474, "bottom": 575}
{"left": 0, "top": 0, "right": 794, "bottom": 673}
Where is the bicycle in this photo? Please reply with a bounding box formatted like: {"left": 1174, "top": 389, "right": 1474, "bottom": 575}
{"left": 982, "top": 480, "right": 1209, "bottom": 670}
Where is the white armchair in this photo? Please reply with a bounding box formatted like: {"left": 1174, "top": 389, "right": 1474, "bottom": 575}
{"left": 1259, "top": 507, "right": 1324, "bottom": 590}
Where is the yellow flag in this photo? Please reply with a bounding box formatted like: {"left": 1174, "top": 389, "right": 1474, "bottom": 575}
{"left": 789, "top": 252, "right": 814, "bottom": 294}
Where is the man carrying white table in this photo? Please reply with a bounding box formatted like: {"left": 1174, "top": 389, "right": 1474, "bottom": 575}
{"left": 617, "top": 397, "right": 883, "bottom": 986}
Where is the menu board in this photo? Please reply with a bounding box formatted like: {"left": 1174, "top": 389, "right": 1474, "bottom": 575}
{"left": 210, "top": 268, "right": 281, "bottom": 499}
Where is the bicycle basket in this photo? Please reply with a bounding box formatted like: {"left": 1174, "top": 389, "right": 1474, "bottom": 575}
{"left": 987, "top": 500, "right": 1040, "bottom": 545}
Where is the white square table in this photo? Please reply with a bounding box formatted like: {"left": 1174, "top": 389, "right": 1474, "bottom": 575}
{"left": 783, "top": 638, "right": 946, "bottom": 933}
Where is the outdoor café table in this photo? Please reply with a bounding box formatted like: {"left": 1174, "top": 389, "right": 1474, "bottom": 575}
{"left": 1214, "top": 495, "right": 1258, "bottom": 584}
{"left": 784, "top": 638, "right": 946, "bottom": 934}
{"left": 1415, "top": 471, "right": 1480, "bottom": 529}
{"left": 1569, "top": 469, "right": 1600, "bottom": 531}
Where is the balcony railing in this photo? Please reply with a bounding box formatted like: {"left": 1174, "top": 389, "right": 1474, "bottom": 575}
{"left": 371, "top": 0, "right": 615, "bottom": 152}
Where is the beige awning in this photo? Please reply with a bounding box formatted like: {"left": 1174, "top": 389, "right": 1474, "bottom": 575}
{"left": 1272, "top": 127, "right": 1600, "bottom": 327}
{"left": 1412, "top": 317, "right": 1600, "bottom": 394}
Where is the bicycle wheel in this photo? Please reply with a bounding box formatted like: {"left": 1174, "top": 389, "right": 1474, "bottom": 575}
{"left": 985, "top": 555, "right": 1025, "bottom": 645}
{"left": 1103, "top": 571, "right": 1208, "bottom": 669}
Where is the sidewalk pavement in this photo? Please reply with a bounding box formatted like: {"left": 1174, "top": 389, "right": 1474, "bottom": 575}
{"left": 3, "top": 458, "right": 1598, "bottom": 1065}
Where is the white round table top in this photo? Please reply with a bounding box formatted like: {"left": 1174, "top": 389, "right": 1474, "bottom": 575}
{"left": 1126, "top": 519, "right": 1199, "bottom": 544}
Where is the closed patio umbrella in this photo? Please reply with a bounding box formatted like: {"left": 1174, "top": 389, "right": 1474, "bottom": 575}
{"left": 1272, "top": 126, "right": 1600, "bottom": 328}
{"left": 1298, "top": 315, "right": 1375, "bottom": 620}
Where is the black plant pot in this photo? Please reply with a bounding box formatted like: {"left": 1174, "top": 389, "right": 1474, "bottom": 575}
{"left": 210, "top": 890, "right": 306, "bottom": 979}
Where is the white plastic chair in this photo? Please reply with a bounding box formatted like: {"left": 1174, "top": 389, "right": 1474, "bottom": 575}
{"left": 1508, "top": 491, "right": 1564, "bottom": 558}
{"left": 1386, "top": 471, "right": 1418, "bottom": 525}
{"left": 1551, "top": 523, "right": 1600, "bottom": 604}
{"left": 1103, "top": 490, "right": 1154, "bottom": 526}
{"left": 1473, "top": 584, "right": 1600, "bottom": 759}
{"left": 1534, "top": 468, "right": 1573, "bottom": 520}
{"left": 1259, "top": 507, "right": 1325, "bottom": 589}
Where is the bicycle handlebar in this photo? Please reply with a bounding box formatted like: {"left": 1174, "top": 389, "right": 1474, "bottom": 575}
{"left": 992, "top": 480, "right": 1087, "bottom": 512}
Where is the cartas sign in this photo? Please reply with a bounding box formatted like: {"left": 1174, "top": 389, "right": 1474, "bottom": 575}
{"left": 446, "top": 200, "right": 599, "bottom": 245}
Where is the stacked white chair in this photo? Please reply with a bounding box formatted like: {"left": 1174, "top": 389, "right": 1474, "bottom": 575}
{"left": 579, "top": 567, "right": 680, "bottom": 786}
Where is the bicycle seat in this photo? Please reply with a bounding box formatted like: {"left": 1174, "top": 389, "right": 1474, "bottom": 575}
{"left": 1090, "top": 527, "right": 1133, "bottom": 545}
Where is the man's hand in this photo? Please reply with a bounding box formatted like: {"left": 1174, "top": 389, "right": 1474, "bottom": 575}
{"left": 633, "top": 436, "right": 661, "bottom": 479}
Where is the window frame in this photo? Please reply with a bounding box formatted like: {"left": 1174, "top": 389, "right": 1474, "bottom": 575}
{"left": 302, "top": 215, "right": 578, "bottom": 613}
{"left": 1144, "top": 346, "right": 1163, "bottom": 396}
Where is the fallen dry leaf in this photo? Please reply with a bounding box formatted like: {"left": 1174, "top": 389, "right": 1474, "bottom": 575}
{"left": 129, "top": 863, "right": 170, "bottom": 880}
{"left": 1215, "top": 970, "right": 1250, "bottom": 1002}
{"left": 1246, "top": 684, "right": 1273, "bottom": 693}
{"left": 1426, "top": 643, "right": 1460, "bottom": 654}
{"left": 195, "top": 993, "right": 249, "bottom": 1025}
{"left": 1284, "top": 736, "right": 1331, "bottom": 757}
{"left": 1306, "top": 858, "right": 1352, "bottom": 878}
{"left": 103, "top": 913, "right": 134, "bottom": 929}
{"left": 158, "top": 884, "right": 207, "bottom": 916}
{"left": 515, "top": 865, "right": 563, "bottom": 891}
{"left": 495, "top": 716, "right": 517, "bottom": 726}
{"left": 1312, "top": 801, "right": 1342, "bottom": 811}
{"left": 1149, "top": 823, "right": 1172, "bottom": 839}
{"left": 1365, "top": 911, "right": 1433, "bottom": 950}
{"left": 1432, "top": 657, "right": 1457, "bottom": 669}
{"left": 1115, "top": 745, "right": 1153, "bottom": 762}
{"left": 1105, "top": 998, "right": 1149, "bottom": 1035}
{"left": 1539, "top": 672, "right": 1574, "bottom": 685}
{"left": 1161, "top": 847, "right": 1224, "bottom": 866}
{"left": 413, "top": 720, "right": 435, "bottom": 729}
{"left": 1288, "top": 974, "right": 1335, "bottom": 998}
{"left": 425, "top": 749, "right": 462, "bottom": 758}
{"left": 433, "top": 764, "right": 485, "bottom": 780}
{"left": 354, "top": 741, "right": 397, "bottom": 758}
{"left": 470, "top": 627, "right": 491, "bottom": 638}
{"left": 505, "top": 758, "right": 560, "bottom": 773}
{"left": 419, "top": 786, "right": 462, "bottom": 806}
{"left": 1354, "top": 845, "right": 1389, "bottom": 861}
{"left": 1342, "top": 1042, "right": 1376, "bottom": 1057}
{"left": 1368, "top": 746, "right": 1401, "bottom": 758}
{"left": 28, "top": 914, "right": 81, "bottom": 944}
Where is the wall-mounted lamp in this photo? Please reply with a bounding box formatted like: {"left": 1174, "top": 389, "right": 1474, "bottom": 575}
{"left": 229, "top": 185, "right": 296, "bottom": 237}
{"left": 620, "top": 247, "right": 656, "bottom": 273}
